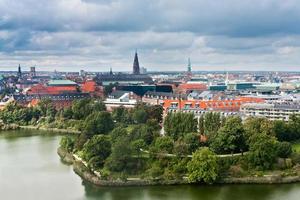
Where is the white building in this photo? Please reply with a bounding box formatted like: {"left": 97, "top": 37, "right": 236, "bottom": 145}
{"left": 240, "top": 103, "right": 300, "bottom": 121}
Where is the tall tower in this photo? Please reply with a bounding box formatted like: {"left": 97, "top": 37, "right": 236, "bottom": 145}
{"left": 17, "top": 64, "right": 22, "bottom": 78}
{"left": 133, "top": 50, "right": 140, "bottom": 75}
{"left": 30, "top": 66, "right": 36, "bottom": 77}
{"left": 187, "top": 58, "right": 192, "bottom": 73}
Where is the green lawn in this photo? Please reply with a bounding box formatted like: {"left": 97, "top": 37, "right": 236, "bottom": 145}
{"left": 292, "top": 142, "right": 300, "bottom": 153}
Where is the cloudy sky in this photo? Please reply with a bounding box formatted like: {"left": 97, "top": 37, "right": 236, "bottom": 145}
{"left": 1, "top": 0, "right": 300, "bottom": 72}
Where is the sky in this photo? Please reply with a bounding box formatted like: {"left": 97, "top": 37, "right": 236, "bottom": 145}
{"left": 1, "top": 0, "right": 300, "bottom": 72}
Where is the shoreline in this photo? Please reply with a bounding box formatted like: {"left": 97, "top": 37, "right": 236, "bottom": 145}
{"left": 57, "top": 147, "right": 300, "bottom": 187}
{"left": 20, "top": 125, "right": 81, "bottom": 134}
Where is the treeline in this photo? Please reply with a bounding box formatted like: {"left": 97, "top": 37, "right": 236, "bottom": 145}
{"left": 164, "top": 112, "right": 300, "bottom": 183}
{"left": 60, "top": 104, "right": 300, "bottom": 184}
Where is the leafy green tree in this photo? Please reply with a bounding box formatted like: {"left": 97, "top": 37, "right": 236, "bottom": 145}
{"left": 273, "top": 120, "right": 291, "bottom": 141}
{"left": 248, "top": 133, "right": 278, "bottom": 170}
{"left": 132, "top": 109, "right": 148, "bottom": 124}
{"left": 83, "top": 111, "right": 114, "bottom": 137}
{"left": 151, "top": 136, "right": 174, "bottom": 153}
{"left": 276, "top": 142, "right": 292, "bottom": 158}
{"left": 71, "top": 98, "right": 93, "bottom": 120}
{"left": 112, "top": 106, "right": 130, "bottom": 123}
{"left": 60, "top": 136, "right": 75, "bottom": 153}
{"left": 63, "top": 107, "right": 73, "bottom": 119}
{"left": 203, "top": 112, "right": 221, "bottom": 138}
{"left": 210, "top": 116, "right": 246, "bottom": 154}
{"left": 104, "top": 82, "right": 118, "bottom": 96}
{"left": 106, "top": 136, "right": 133, "bottom": 172}
{"left": 74, "top": 133, "right": 89, "bottom": 151}
{"left": 187, "top": 147, "right": 219, "bottom": 184}
{"left": 183, "top": 133, "right": 201, "bottom": 154}
{"left": 37, "top": 99, "right": 53, "bottom": 116}
{"left": 244, "top": 117, "right": 275, "bottom": 143}
{"left": 164, "top": 112, "right": 197, "bottom": 140}
{"left": 173, "top": 138, "right": 189, "bottom": 156}
{"left": 82, "top": 135, "right": 111, "bottom": 168}
{"left": 110, "top": 127, "right": 128, "bottom": 143}
{"left": 146, "top": 105, "right": 163, "bottom": 123}
{"left": 198, "top": 115, "right": 205, "bottom": 134}
{"left": 287, "top": 114, "right": 300, "bottom": 141}
{"left": 93, "top": 101, "right": 106, "bottom": 112}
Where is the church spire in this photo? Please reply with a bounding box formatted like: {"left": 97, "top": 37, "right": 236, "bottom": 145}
{"left": 187, "top": 58, "right": 192, "bottom": 73}
{"left": 17, "top": 64, "right": 22, "bottom": 78}
{"left": 133, "top": 50, "right": 140, "bottom": 75}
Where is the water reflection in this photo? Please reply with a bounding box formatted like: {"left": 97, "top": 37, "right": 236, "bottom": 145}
{"left": 1, "top": 131, "right": 300, "bottom": 200}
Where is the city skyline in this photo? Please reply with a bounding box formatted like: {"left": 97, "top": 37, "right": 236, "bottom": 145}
{"left": 1, "top": 0, "right": 300, "bottom": 72}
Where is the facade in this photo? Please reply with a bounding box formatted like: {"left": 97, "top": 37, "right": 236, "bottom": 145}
{"left": 104, "top": 91, "right": 138, "bottom": 111}
{"left": 163, "top": 97, "right": 264, "bottom": 112}
{"left": 240, "top": 103, "right": 300, "bottom": 121}
{"left": 142, "top": 91, "right": 186, "bottom": 105}
{"left": 13, "top": 93, "right": 90, "bottom": 109}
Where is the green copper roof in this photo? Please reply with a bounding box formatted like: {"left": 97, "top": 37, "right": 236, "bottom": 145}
{"left": 48, "top": 79, "right": 77, "bottom": 86}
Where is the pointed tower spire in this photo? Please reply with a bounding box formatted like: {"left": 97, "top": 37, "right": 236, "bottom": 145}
{"left": 109, "top": 67, "right": 113, "bottom": 75}
{"left": 187, "top": 58, "right": 192, "bottom": 73}
{"left": 17, "top": 64, "right": 22, "bottom": 78}
{"left": 133, "top": 50, "right": 140, "bottom": 75}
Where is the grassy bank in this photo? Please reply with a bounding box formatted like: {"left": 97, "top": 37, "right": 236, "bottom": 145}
{"left": 20, "top": 125, "right": 81, "bottom": 134}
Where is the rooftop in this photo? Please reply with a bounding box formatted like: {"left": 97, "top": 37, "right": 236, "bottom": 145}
{"left": 48, "top": 79, "right": 77, "bottom": 86}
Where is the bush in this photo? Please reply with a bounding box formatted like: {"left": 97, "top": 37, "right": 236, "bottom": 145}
{"left": 60, "top": 136, "right": 75, "bottom": 153}
{"left": 228, "top": 165, "right": 246, "bottom": 177}
{"left": 276, "top": 142, "right": 292, "bottom": 158}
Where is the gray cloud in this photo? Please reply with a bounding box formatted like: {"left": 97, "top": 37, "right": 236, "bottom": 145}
{"left": 0, "top": 0, "right": 300, "bottom": 71}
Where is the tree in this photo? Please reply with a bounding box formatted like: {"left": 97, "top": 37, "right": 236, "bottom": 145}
{"left": 132, "top": 109, "right": 148, "bottom": 124}
{"left": 71, "top": 98, "right": 93, "bottom": 120}
{"left": 112, "top": 106, "right": 130, "bottom": 123}
{"left": 146, "top": 105, "right": 163, "bottom": 123}
{"left": 248, "top": 133, "right": 278, "bottom": 170}
{"left": 104, "top": 82, "right": 118, "bottom": 96}
{"left": 60, "top": 136, "right": 75, "bottom": 153}
{"left": 187, "top": 147, "right": 219, "bottom": 184}
{"left": 151, "top": 136, "right": 174, "bottom": 153}
{"left": 183, "top": 133, "right": 201, "bottom": 154}
{"left": 276, "top": 142, "right": 292, "bottom": 158}
{"left": 93, "top": 101, "right": 106, "bottom": 112}
{"left": 83, "top": 111, "right": 114, "bottom": 137}
{"left": 287, "top": 114, "right": 300, "bottom": 141}
{"left": 164, "top": 112, "right": 197, "bottom": 140}
{"left": 203, "top": 112, "right": 221, "bottom": 138}
{"left": 82, "top": 135, "right": 111, "bottom": 168}
{"left": 244, "top": 117, "right": 275, "bottom": 143}
{"left": 37, "top": 99, "right": 53, "bottom": 116}
{"left": 198, "top": 115, "right": 205, "bottom": 134}
{"left": 173, "top": 138, "right": 189, "bottom": 156}
{"left": 273, "top": 120, "right": 291, "bottom": 141}
{"left": 110, "top": 127, "right": 128, "bottom": 143}
{"left": 210, "top": 116, "right": 247, "bottom": 154}
{"left": 106, "top": 136, "right": 133, "bottom": 172}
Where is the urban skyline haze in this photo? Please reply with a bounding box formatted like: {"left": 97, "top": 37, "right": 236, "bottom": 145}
{"left": 1, "top": 0, "right": 300, "bottom": 72}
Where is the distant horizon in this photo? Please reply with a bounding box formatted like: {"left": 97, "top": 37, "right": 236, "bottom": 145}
{"left": 2, "top": 1, "right": 300, "bottom": 72}
{"left": 0, "top": 68, "right": 300, "bottom": 73}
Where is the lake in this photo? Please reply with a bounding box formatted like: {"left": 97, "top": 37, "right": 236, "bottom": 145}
{"left": 1, "top": 130, "right": 300, "bottom": 200}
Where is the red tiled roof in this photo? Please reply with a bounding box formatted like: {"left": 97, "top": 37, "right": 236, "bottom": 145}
{"left": 82, "top": 81, "right": 96, "bottom": 93}
{"left": 177, "top": 83, "right": 207, "bottom": 90}
{"left": 27, "top": 84, "right": 77, "bottom": 95}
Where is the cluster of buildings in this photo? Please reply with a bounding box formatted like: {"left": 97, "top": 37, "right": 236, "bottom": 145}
{"left": 0, "top": 52, "right": 300, "bottom": 121}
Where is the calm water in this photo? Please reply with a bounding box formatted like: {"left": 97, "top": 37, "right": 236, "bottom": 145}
{"left": 1, "top": 130, "right": 300, "bottom": 200}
